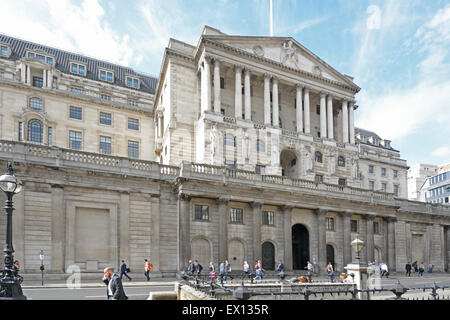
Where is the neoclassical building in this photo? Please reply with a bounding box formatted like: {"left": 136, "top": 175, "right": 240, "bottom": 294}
{"left": 0, "top": 27, "right": 449, "bottom": 277}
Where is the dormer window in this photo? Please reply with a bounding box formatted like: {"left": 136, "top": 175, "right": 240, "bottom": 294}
{"left": 70, "top": 62, "right": 86, "bottom": 76}
{"left": 1, "top": 45, "right": 8, "bottom": 57}
{"left": 126, "top": 76, "right": 139, "bottom": 89}
{"left": 99, "top": 69, "right": 114, "bottom": 83}
{"left": 26, "top": 51, "right": 54, "bottom": 66}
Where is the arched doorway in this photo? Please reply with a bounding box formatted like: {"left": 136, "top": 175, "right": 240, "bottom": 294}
{"left": 292, "top": 224, "right": 309, "bottom": 270}
{"left": 326, "top": 244, "right": 336, "bottom": 270}
{"left": 280, "top": 149, "right": 299, "bottom": 179}
{"left": 228, "top": 239, "right": 245, "bottom": 270}
{"left": 374, "top": 246, "right": 382, "bottom": 264}
{"left": 261, "top": 242, "right": 275, "bottom": 270}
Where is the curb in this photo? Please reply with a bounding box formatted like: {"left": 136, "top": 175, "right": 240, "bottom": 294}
{"left": 22, "top": 281, "right": 177, "bottom": 289}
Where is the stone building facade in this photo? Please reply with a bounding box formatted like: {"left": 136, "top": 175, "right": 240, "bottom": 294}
{"left": 0, "top": 27, "right": 449, "bottom": 276}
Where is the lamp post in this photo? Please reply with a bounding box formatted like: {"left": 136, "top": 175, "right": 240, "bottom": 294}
{"left": 351, "top": 236, "right": 364, "bottom": 263}
{"left": 0, "top": 162, "right": 26, "bottom": 300}
{"left": 345, "top": 235, "right": 369, "bottom": 300}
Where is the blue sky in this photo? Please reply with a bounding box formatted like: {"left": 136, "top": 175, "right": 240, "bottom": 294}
{"left": 1, "top": 0, "right": 449, "bottom": 167}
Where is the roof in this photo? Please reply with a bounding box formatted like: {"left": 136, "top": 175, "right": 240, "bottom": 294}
{"left": 0, "top": 34, "right": 157, "bottom": 94}
{"left": 355, "top": 127, "right": 382, "bottom": 140}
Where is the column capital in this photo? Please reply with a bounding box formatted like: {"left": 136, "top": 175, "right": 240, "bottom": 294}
{"left": 216, "top": 197, "right": 230, "bottom": 206}
{"left": 365, "top": 214, "right": 377, "bottom": 221}
{"left": 178, "top": 193, "right": 191, "bottom": 201}
{"left": 204, "top": 55, "right": 213, "bottom": 63}
{"left": 339, "top": 211, "right": 353, "bottom": 218}
{"left": 234, "top": 65, "right": 243, "bottom": 73}
{"left": 213, "top": 57, "right": 222, "bottom": 65}
{"left": 272, "top": 76, "right": 279, "bottom": 83}
{"left": 295, "top": 83, "right": 304, "bottom": 90}
{"left": 320, "top": 91, "right": 327, "bottom": 98}
{"left": 314, "top": 208, "right": 327, "bottom": 216}
{"left": 244, "top": 68, "right": 252, "bottom": 76}
{"left": 263, "top": 72, "right": 272, "bottom": 80}
{"left": 383, "top": 216, "right": 397, "bottom": 223}
{"left": 250, "top": 201, "right": 263, "bottom": 209}
{"left": 281, "top": 205, "right": 293, "bottom": 212}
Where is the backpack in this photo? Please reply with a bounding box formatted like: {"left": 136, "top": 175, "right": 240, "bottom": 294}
{"left": 148, "top": 263, "right": 153, "bottom": 271}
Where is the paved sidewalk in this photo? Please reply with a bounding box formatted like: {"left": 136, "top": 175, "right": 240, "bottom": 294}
{"left": 22, "top": 279, "right": 177, "bottom": 289}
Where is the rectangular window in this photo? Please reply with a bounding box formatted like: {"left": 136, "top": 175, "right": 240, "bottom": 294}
{"left": 262, "top": 211, "right": 274, "bottom": 226}
{"left": 99, "top": 112, "right": 112, "bottom": 125}
{"left": 100, "top": 70, "right": 106, "bottom": 81}
{"left": 69, "top": 106, "right": 82, "bottom": 120}
{"left": 224, "top": 134, "right": 235, "bottom": 147}
{"left": 128, "top": 140, "right": 139, "bottom": 158}
{"left": 99, "top": 136, "right": 112, "bottom": 154}
{"left": 128, "top": 118, "right": 139, "bottom": 130}
{"left": 394, "top": 185, "right": 399, "bottom": 197}
{"left": 326, "top": 217, "right": 335, "bottom": 231}
{"left": 256, "top": 140, "right": 265, "bottom": 152}
{"left": 381, "top": 168, "right": 386, "bottom": 176}
{"left": 128, "top": 100, "right": 139, "bottom": 107}
{"left": 230, "top": 208, "right": 243, "bottom": 224}
{"left": 393, "top": 170, "right": 398, "bottom": 178}
{"left": 373, "top": 222, "right": 380, "bottom": 234}
{"left": 100, "top": 94, "right": 111, "bottom": 101}
{"left": 220, "top": 77, "right": 225, "bottom": 89}
{"left": 381, "top": 183, "right": 387, "bottom": 192}
{"left": 1, "top": 46, "right": 7, "bottom": 57}
{"left": 107, "top": 72, "right": 113, "bottom": 82}
{"left": 194, "top": 204, "right": 209, "bottom": 221}
{"left": 36, "top": 54, "right": 45, "bottom": 63}
{"left": 255, "top": 165, "right": 265, "bottom": 175}
{"left": 126, "top": 76, "right": 139, "bottom": 89}
{"left": 71, "top": 63, "right": 85, "bottom": 76}
{"left": 369, "top": 181, "right": 375, "bottom": 191}
{"left": 71, "top": 87, "right": 83, "bottom": 94}
{"left": 33, "top": 76, "right": 43, "bottom": 88}
{"left": 48, "top": 127, "right": 52, "bottom": 146}
{"left": 351, "top": 219, "right": 358, "bottom": 233}
{"left": 46, "top": 57, "right": 53, "bottom": 66}
{"left": 220, "top": 108, "right": 225, "bottom": 116}
{"left": 369, "top": 165, "right": 374, "bottom": 174}
{"left": 69, "top": 131, "right": 82, "bottom": 150}
{"left": 18, "top": 122, "right": 23, "bottom": 141}
{"left": 27, "top": 52, "right": 35, "bottom": 58}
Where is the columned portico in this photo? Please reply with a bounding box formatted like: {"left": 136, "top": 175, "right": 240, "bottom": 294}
{"left": 272, "top": 77, "right": 279, "bottom": 127}
{"left": 244, "top": 69, "right": 251, "bottom": 120}
{"left": 319, "top": 92, "right": 326, "bottom": 138}
{"left": 213, "top": 59, "right": 221, "bottom": 113}
{"left": 327, "top": 94, "right": 334, "bottom": 139}
{"left": 315, "top": 208, "right": 327, "bottom": 273}
{"left": 296, "top": 84, "right": 303, "bottom": 133}
{"left": 234, "top": 65, "right": 243, "bottom": 119}
{"left": 282, "top": 205, "right": 293, "bottom": 271}
{"left": 264, "top": 73, "right": 271, "bottom": 125}
{"left": 341, "top": 99, "right": 349, "bottom": 143}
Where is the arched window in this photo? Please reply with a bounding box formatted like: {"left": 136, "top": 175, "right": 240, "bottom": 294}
{"left": 29, "top": 97, "right": 43, "bottom": 111}
{"left": 338, "top": 156, "right": 345, "bottom": 167}
{"left": 315, "top": 151, "right": 322, "bottom": 163}
{"left": 28, "top": 119, "right": 43, "bottom": 143}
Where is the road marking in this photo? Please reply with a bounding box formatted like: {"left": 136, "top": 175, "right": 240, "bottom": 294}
{"left": 85, "top": 293, "right": 149, "bottom": 298}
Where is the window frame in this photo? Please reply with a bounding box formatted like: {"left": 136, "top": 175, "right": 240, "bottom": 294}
{"left": 194, "top": 204, "right": 210, "bottom": 221}
{"left": 315, "top": 151, "right": 323, "bottom": 163}
{"left": 262, "top": 211, "right": 275, "bottom": 226}
{"left": 69, "top": 106, "right": 83, "bottom": 120}
{"left": 98, "top": 69, "right": 114, "bottom": 83}
{"left": 99, "top": 135, "right": 112, "bottom": 155}
{"left": 70, "top": 62, "right": 87, "bottom": 76}
{"left": 350, "top": 219, "right": 358, "bottom": 233}
{"left": 230, "top": 207, "right": 244, "bottom": 224}
{"left": 224, "top": 134, "right": 236, "bottom": 147}
{"left": 256, "top": 139, "right": 265, "bottom": 152}
{"left": 125, "top": 76, "right": 140, "bottom": 89}
{"left": 127, "top": 118, "right": 139, "bottom": 131}
{"left": 326, "top": 217, "right": 335, "bottom": 231}
{"left": 337, "top": 156, "right": 345, "bottom": 167}
{"left": 29, "top": 97, "right": 44, "bottom": 111}
{"left": 27, "top": 119, "right": 44, "bottom": 143}
{"left": 127, "top": 140, "right": 139, "bottom": 159}
{"left": 69, "top": 130, "right": 83, "bottom": 150}
{"left": 99, "top": 112, "right": 112, "bottom": 126}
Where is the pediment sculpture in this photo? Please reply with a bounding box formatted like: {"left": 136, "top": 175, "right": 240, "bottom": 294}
{"left": 281, "top": 40, "right": 299, "bottom": 68}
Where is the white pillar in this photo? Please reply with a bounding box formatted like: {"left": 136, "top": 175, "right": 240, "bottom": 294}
{"left": 213, "top": 59, "right": 221, "bottom": 113}
{"left": 48, "top": 69, "right": 53, "bottom": 89}
{"left": 264, "top": 73, "right": 271, "bottom": 125}
{"left": 272, "top": 77, "right": 279, "bottom": 127}
{"left": 158, "top": 113, "right": 163, "bottom": 138}
{"left": 349, "top": 101, "right": 355, "bottom": 144}
{"left": 304, "top": 87, "right": 310, "bottom": 134}
{"left": 320, "top": 92, "right": 327, "bottom": 138}
{"left": 26, "top": 65, "right": 31, "bottom": 85}
{"left": 234, "top": 65, "right": 243, "bottom": 119}
{"left": 43, "top": 69, "right": 47, "bottom": 88}
{"left": 327, "top": 94, "right": 334, "bottom": 139}
{"left": 296, "top": 84, "right": 303, "bottom": 133}
{"left": 200, "top": 57, "right": 211, "bottom": 114}
{"left": 244, "top": 69, "right": 251, "bottom": 121}
{"left": 342, "top": 99, "right": 349, "bottom": 144}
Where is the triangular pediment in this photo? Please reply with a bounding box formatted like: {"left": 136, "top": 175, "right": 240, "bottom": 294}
{"left": 205, "top": 35, "right": 357, "bottom": 89}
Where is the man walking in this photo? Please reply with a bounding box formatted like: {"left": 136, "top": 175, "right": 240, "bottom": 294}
{"left": 405, "top": 262, "right": 412, "bottom": 277}
{"left": 219, "top": 261, "right": 226, "bottom": 282}
{"left": 381, "top": 262, "right": 389, "bottom": 278}
{"left": 418, "top": 262, "right": 425, "bottom": 276}
{"left": 120, "top": 260, "right": 132, "bottom": 281}
{"left": 193, "top": 259, "right": 203, "bottom": 276}
{"left": 186, "top": 259, "right": 194, "bottom": 276}
{"left": 144, "top": 259, "right": 151, "bottom": 281}
{"left": 225, "top": 260, "right": 233, "bottom": 280}
{"left": 305, "top": 261, "right": 313, "bottom": 282}
{"left": 103, "top": 267, "right": 128, "bottom": 300}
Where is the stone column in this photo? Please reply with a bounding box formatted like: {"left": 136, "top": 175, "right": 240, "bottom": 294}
{"left": 349, "top": 101, "right": 355, "bottom": 144}
{"left": 272, "top": 77, "right": 279, "bottom": 127}
{"left": 336, "top": 213, "right": 344, "bottom": 272}
{"left": 217, "top": 198, "right": 229, "bottom": 263}
{"left": 150, "top": 195, "right": 161, "bottom": 272}
{"left": 213, "top": 59, "right": 221, "bottom": 114}
{"left": 315, "top": 208, "right": 327, "bottom": 273}
{"left": 178, "top": 193, "right": 191, "bottom": 271}
{"left": 359, "top": 215, "right": 368, "bottom": 264}
{"left": 26, "top": 65, "right": 31, "bottom": 85}
{"left": 200, "top": 57, "right": 211, "bottom": 114}
{"left": 340, "top": 211, "right": 353, "bottom": 267}
{"left": 282, "top": 205, "right": 293, "bottom": 271}
{"left": 251, "top": 201, "right": 262, "bottom": 263}
{"left": 12, "top": 183, "right": 25, "bottom": 269}
{"left": 244, "top": 69, "right": 251, "bottom": 121}
{"left": 327, "top": 94, "right": 334, "bottom": 139}
{"left": 320, "top": 92, "right": 327, "bottom": 138}
{"left": 157, "top": 113, "right": 163, "bottom": 138}
{"left": 341, "top": 100, "right": 349, "bottom": 143}
{"left": 303, "top": 87, "right": 310, "bottom": 134}
{"left": 386, "top": 217, "right": 397, "bottom": 271}
{"left": 445, "top": 226, "right": 450, "bottom": 272}
{"left": 264, "top": 73, "right": 271, "bottom": 125}
{"left": 296, "top": 84, "right": 303, "bottom": 134}
{"left": 366, "top": 214, "right": 376, "bottom": 263}
{"left": 51, "top": 185, "right": 65, "bottom": 272}
{"left": 119, "top": 191, "right": 130, "bottom": 267}
{"left": 234, "top": 65, "right": 243, "bottom": 119}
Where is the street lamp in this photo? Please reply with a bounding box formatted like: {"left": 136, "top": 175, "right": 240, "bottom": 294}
{"left": 0, "top": 162, "right": 26, "bottom": 300}
{"left": 351, "top": 236, "right": 364, "bottom": 262}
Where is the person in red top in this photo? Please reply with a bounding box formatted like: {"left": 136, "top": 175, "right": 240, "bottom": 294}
{"left": 144, "top": 259, "right": 151, "bottom": 281}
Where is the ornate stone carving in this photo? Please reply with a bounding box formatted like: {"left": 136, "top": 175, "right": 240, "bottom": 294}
{"left": 252, "top": 45, "right": 264, "bottom": 58}
{"left": 242, "top": 130, "right": 250, "bottom": 161}
{"left": 210, "top": 124, "right": 220, "bottom": 161}
{"left": 351, "top": 157, "right": 358, "bottom": 179}
{"left": 313, "top": 65, "right": 322, "bottom": 76}
{"left": 328, "top": 152, "right": 336, "bottom": 175}
{"left": 303, "top": 145, "right": 313, "bottom": 173}
{"left": 281, "top": 40, "right": 299, "bottom": 68}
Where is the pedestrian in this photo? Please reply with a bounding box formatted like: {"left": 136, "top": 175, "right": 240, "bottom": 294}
{"left": 186, "top": 259, "right": 194, "bottom": 276}
{"left": 381, "top": 262, "right": 389, "bottom": 278}
{"left": 405, "top": 262, "right": 412, "bottom": 277}
{"left": 119, "top": 260, "right": 132, "bottom": 281}
{"left": 428, "top": 263, "right": 433, "bottom": 273}
{"left": 219, "top": 261, "right": 226, "bottom": 282}
{"left": 254, "top": 260, "right": 264, "bottom": 280}
{"left": 412, "top": 261, "right": 418, "bottom": 273}
{"left": 242, "top": 260, "right": 250, "bottom": 279}
{"left": 225, "top": 259, "right": 233, "bottom": 280}
{"left": 418, "top": 262, "right": 425, "bottom": 276}
{"left": 13, "top": 260, "right": 20, "bottom": 276}
{"left": 103, "top": 267, "right": 128, "bottom": 300}
{"left": 144, "top": 259, "right": 151, "bottom": 281}
{"left": 193, "top": 259, "right": 203, "bottom": 276}
{"left": 326, "top": 262, "right": 335, "bottom": 282}
{"left": 305, "top": 261, "right": 314, "bottom": 282}
{"left": 276, "top": 260, "right": 284, "bottom": 273}
{"left": 209, "top": 261, "right": 217, "bottom": 281}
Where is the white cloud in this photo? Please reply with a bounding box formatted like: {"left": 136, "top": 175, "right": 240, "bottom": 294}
{"left": 366, "top": 5, "right": 381, "bottom": 30}
{"left": 0, "top": 0, "right": 135, "bottom": 66}
{"left": 432, "top": 145, "right": 450, "bottom": 158}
